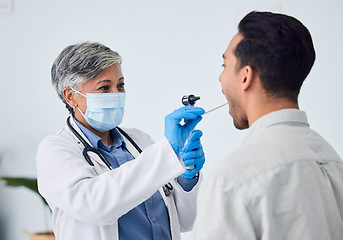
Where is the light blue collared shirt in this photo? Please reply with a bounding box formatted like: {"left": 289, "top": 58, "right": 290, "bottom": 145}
{"left": 75, "top": 119, "right": 197, "bottom": 239}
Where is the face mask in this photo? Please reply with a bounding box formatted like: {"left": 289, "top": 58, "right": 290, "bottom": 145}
{"left": 72, "top": 88, "right": 125, "bottom": 132}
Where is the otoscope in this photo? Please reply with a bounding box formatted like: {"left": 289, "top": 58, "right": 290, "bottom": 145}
{"left": 181, "top": 94, "right": 201, "bottom": 169}
{"left": 182, "top": 94, "right": 228, "bottom": 115}
{"left": 182, "top": 94, "right": 201, "bottom": 107}
{"left": 181, "top": 94, "right": 228, "bottom": 169}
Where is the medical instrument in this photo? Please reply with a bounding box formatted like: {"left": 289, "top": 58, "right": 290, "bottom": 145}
{"left": 66, "top": 116, "right": 173, "bottom": 197}
{"left": 67, "top": 116, "right": 113, "bottom": 170}
{"left": 203, "top": 102, "right": 228, "bottom": 115}
{"left": 182, "top": 95, "right": 228, "bottom": 115}
{"left": 182, "top": 94, "right": 200, "bottom": 106}
{"left": 181, "top": 94, "right": 201, "bottom": 170}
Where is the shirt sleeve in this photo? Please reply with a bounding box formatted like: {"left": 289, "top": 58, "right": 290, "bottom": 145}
{"left": 193, "top": 174, "right": 257, "bottom": 240}
{"left": 176, "top": 175, "right": 199, "bottom": 192}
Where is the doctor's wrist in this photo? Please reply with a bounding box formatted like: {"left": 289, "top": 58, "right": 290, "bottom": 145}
{"left": 177, "top": 175, "right": 199, "bottom": 192}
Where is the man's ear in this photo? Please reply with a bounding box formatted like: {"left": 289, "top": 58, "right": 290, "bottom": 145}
{"left": 63, "top": 88, "right": 77, "bottom": 108}
{"left": 241, "top": 66, "right": 254, "bottom": 91}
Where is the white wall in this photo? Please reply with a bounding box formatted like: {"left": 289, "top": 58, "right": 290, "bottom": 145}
{"left": 0, "top": 0, "right": 342, "bottom": 239}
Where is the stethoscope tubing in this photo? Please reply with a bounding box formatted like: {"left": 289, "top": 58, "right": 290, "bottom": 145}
{"left": 66, "top": 116, "right": 113, "bottom": 169}
{"left": 66, "top": 116, "right": 173, "bottom": 196}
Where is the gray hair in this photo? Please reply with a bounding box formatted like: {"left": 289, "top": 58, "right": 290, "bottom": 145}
{"left": 51, "top": 42, "right": 122, "bottom": 113}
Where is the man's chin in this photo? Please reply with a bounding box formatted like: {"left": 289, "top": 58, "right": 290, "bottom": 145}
{"left": 233, "top": 119, "right": 249, "bottom": 130}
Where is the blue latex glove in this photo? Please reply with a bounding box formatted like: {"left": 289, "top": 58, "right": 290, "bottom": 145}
{"left": 164, "top": 106, "right": 205, "bottom": 155}
{"left": 180, "top": 129, "right": 205, "bottom": 179}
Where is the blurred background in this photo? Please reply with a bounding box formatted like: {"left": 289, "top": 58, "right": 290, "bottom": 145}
{"left": 0, "top": 0, "right": 342, "bottom": 239}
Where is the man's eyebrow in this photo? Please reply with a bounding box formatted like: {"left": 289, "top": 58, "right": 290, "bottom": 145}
{"left": 222, "top": 54, "right": 225, "bottom": 59}
{"left": 118, "top": 77, "right": 124, "bottom": 81}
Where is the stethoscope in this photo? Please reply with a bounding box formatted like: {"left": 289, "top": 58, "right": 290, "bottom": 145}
{"left": 66, "top": 116, "right": 173, "bottom": 196}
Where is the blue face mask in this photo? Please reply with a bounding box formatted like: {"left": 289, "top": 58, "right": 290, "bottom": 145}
{"left": 72, "top": 89, "right": 126, "bottom": 132}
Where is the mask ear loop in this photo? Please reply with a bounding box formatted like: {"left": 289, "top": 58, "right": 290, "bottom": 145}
{"left": 71, "top": 88, "right": 87, "bottom": 97}
{"left": 71, "top": 88, "right": 87, "bottom": 115}
{"left": 75, "top": 106, "right": 86, "bottom": 116}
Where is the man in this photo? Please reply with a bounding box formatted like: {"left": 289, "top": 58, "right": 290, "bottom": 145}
{"left": 194, "top": 11, "right": 343, "bottom": 239}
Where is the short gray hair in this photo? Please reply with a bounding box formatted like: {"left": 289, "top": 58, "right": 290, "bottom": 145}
{"left": 51, "top": 42, "right": 122, "bottom": 113}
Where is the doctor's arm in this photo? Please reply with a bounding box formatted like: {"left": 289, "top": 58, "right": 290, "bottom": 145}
{"left": 36, "top": 133, "right": 184, "bottom": 226}
{"left": 36, "top": 106, "right": 204, "bottom": 226}
{"left": 169, "top": 125, "right": 206, "bottom": 231}
{"left": 175, "top": 129, "right": 205, "bottom": 193}
{"left": 164, "top": 106, "right": 205, "bottom": 190}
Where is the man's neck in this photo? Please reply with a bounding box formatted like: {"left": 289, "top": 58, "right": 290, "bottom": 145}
{"left": 247, "top": 96, "right": 299, "bottom": 127}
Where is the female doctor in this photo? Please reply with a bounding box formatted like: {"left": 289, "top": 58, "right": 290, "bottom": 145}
{"left": 36, "top": 42, "right": 205, "bottom": 240}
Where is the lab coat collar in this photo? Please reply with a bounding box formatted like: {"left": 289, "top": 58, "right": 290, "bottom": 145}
{"left": 66, "top": 116, "right": 93, "bottom": 147}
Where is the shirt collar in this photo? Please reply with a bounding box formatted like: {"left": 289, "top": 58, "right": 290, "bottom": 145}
{"left": 246, "top": 109, "right": 309, "bottom": 137}
{"left": 74, "top": 118, "right": 126, "bottom": 151}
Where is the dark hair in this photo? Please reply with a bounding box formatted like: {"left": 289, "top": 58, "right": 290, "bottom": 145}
{"left": 235, "top": 11, "right": 315, "bottom": 101}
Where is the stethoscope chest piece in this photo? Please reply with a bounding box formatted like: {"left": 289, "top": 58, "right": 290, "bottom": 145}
{"left": 163, "top": 183, "right": 174, "bottom": 196}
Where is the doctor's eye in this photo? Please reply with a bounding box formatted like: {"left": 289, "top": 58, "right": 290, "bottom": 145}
{"left": 222, "top": 64, "right": 225, "bottom": 68}
{"left": 117, "top": 83, "right": 125, "bottom": 91}
{"left": 98, "top": 85, "right": 110, "bottom": 91}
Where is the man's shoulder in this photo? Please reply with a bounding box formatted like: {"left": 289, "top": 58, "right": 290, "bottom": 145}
{"left": 212, "top": 123, "right": 341, "bottom": 186}
{"left": 212, "top": 144, "right": 272, "bottom": 186}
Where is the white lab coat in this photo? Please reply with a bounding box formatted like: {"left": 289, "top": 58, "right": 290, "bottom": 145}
{"left": 36, "top": 117, "right": 200, "bottom": 240}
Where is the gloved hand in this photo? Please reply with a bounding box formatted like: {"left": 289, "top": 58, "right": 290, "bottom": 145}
{"left": 180, "top": 130, "right": 205, "bottom": 179}
{"left": 164, "top": 106, "right": 205, "bottom": 155}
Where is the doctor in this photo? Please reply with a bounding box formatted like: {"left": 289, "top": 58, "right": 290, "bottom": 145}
{"left": 36, "top": 42, "right": 205, "bottom": 240}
